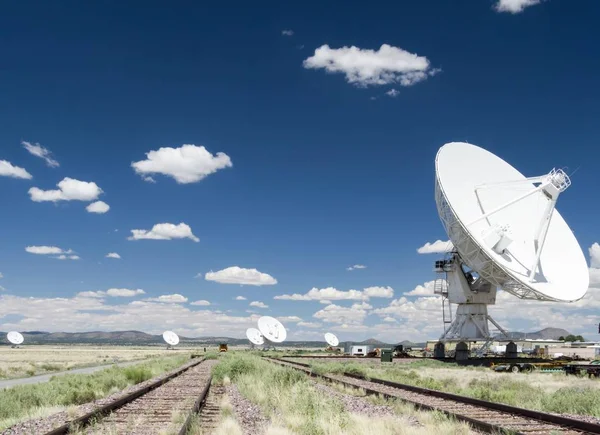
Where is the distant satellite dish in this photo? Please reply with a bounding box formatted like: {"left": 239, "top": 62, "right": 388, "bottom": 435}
{"left": 7, "top": 331, "right": 24, "bottom": 345}
{"left": 246, "top": 328, "right": 264, "bottom": 345}
{"left": 257, "top": 316, "right": 287, "bottom": 343}
{"left": 324, "top": 332, "right": 339, "bottom": 347}
{"left": 162, "top": 331, "right": 179, "bottom": 346}
{"left": 434, "top": 142, "right": 588, "bottom": 349}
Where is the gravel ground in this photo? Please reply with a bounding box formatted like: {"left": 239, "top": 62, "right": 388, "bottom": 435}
{"left": 225, "top": 384, "right": 269, "bottom": 435}
{"left": 312, "top": 380, "right": 420, "bottom": 425}
{"left": 1, "top": 358, "right": 201, "bottom": 435}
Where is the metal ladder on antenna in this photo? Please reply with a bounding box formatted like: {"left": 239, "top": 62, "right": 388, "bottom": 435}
{"left": 433, "top": 260, "right": 452, "bottom": 330}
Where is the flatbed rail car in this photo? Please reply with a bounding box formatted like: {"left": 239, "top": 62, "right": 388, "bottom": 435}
{"left": 564, "top": 361, "right": 600, "bottom": 377}
{"left": 492, "top": 361, "right": 569, "bottom": 373}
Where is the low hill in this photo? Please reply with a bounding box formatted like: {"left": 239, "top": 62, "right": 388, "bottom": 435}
{"left": 495, "top": 327, "right": 571, "bottom": 340}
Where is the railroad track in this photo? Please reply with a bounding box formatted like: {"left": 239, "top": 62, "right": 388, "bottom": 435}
{"left": 267, "top": 357, "right": 600, "bottom": 434}
{"left": 43, "top": 357, "right": 217, "bottom": 435}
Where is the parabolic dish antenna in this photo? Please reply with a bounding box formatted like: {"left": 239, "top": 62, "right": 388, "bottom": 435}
{"left": 257, "top": 316, "right": 287, "bottom": 343}
{"left": 246, "top": 328, "right": 264, "bottom": 345}
{"left": 324, "top": 332, "right": 339, "bottom": 347}
{"left": 433, "top": 142, "right": 588, "bottom": 348}
{"left": 7, "top": 331, "right": 24, "bottom": 345}
{"left": 162, "top": 331, "right": 179, "bottom": 346}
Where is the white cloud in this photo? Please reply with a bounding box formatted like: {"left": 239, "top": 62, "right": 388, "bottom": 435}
{"left": 29, "top": 177, "right": 103, "bottom": 202}
{"left": 282, "top": 29, "right": 294, "bottom": 36}
{"left": 56, "top": 254, "right": 80, "bottom": 260}
{"left": 319, "top": 300, "right": 331, "bottom": 304}
{"left": 205, "top": 266, "right": 277, "bottom": 286}
{"left": 21, "top": 141, "right": 59, "bottom": 168}
{"left": 191, "top": 300, "right": 211, "bottom": 306}
{"left": 351, "top": 302, "right": 373, "bottom": 310}
{"left": 142, "top": 176, "right": 156, "bottom": 183}
{"left": 346, "top": 264, "right": 367, "bottom": 271}
{"left": 386, "top": 89, "right": 399, "bottom": 98}
{"left": 0, "top": 273, "right": 3, "bottom": 278}
{"left": 297, "top": 321, "right": 321, "bottom": 328}
{"left": 235, "top": 296, "right": 247, "bottom": 300}
{"left": 0, "top": 160, "right": 33, "bottom": 179}
{"left": 107, "top": 288, "right": 145, "bottom": 297}
{"left": 26, "top": 246, "right": 72, "bottom": 255}
{"left": 275, "top": 286, "right": 393, "bottom": 301}
{"left": 494, "top": 0, "right": 541, "bottom": 14}
{"left": 313, "top": 304, "right": 369, "bottom": 325}
{"left": 86, "top": 201, "right": 110, "bottom": 214}
{"left": 591, "top": 268, "right": 600, "bottom": 287}
{"left": 303, "top": 44, "right": 436, "bottom": 88}
{"left": 383, "top": 317, "right": 397, "bottom": 323}
{"left": 77, "top": 288, "right": 145, "bottom": 298}
{"left": 363, "top": 286, "right": 394, "bottom": 298}
{"left": 128, "top": 223, "right": 199, "bottom": 242}
{"left": 106, "top": 252, "right": 121, "bottom": 259}
{"left": 590, "top": 243, "right": 600, "bottom": 269}
{"left": 404, "top": 280, "right": 440, "bottom": 296}
{"left": 249, "top": 301, "right": 269, "bottom": 308}
{"left": 417, "top": 240, "right": 454, "bottom": 254}
{"left": 131, "top": 144, "right": 232, "bottom": 184}
{"left": 148, "top": 294, "right": 189, "bottom": 303}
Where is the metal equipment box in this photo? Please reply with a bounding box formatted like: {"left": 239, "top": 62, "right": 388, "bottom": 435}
{"left": 381, "top": 349, "right": 393, "bottom": 362}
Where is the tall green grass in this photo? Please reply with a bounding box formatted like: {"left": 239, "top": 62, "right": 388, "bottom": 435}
{"left": 0, "top": 354, "right": 190, "bottom": 431}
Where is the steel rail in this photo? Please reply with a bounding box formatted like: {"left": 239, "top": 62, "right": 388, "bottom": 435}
{"left": 268, "top": 357, "right": 600, "bottom": 434}
{"left": 44, "top": 357, "right": 207, "bottom": 435}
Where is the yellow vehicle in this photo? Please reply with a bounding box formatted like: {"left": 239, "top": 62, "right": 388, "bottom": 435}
{"left": 219, "top": 343, "right": 228, "bottom": 352}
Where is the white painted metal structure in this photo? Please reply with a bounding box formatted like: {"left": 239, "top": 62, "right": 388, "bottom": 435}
{"left": 324, "top": 332, "right": 339, "bottom": 347}
{"left": 162, "top": 330, "right": 180, "bottom": 346}
{"left": 257, "top": 316, "right": 287, "bottom": 344}
{"left": 434, "top": 142, "right": 588, "bottom": 346}
{"left": 246, "top": 327, "right": 265, "bottom": 345}
{"left": 7, "top": 331, "right": 24, "bottom": 345}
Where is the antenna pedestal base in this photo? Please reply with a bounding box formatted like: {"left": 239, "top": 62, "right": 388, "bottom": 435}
{"left": 440, "top": 304, "right": 500, "bottom": 341}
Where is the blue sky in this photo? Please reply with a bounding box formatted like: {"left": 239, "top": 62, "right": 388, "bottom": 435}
{"left": 0, "top": 0, "right": 599, "bottom": 342}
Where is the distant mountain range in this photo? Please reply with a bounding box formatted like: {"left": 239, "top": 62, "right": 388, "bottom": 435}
{"left": 0, "top": 328, "right": 568, "bottom": 346}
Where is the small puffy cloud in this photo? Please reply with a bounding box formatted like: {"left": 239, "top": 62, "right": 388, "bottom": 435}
{"left": 77, "top": 288, "right": 145, "bottom": 298}
{"left": 29, "top": 177, "right": 103, "bottom": 202}
{"left": 319, "top": 300, "right": 331, "bottom": 304}
{"left": 205, "top": 266, "right": 277, "bottom": 286}
{"left": 142, "top": 176, "right": 156, "bottom": 183}
{"left": 21, "top": 141, "right": 59, "bottom": 168}
{"left": 363, "top": 286, "right": 394, "bottom": 298}
{"left": 346, "top": 264, "right": 366, "bottom": 271}
{"left": 404, "top": 280, "right": 441, "bottom": 296}
{"left": 191, "top": 300, "right": 211, "bottom": 306}
{"left": 56, "top": 254, "right": 80, "bottom": 260}
{"left": 128, "top": 223, "right": 199, "bottom": 242}
{"left": 131, "top": 144, "right": 232, "bottom": 184}
{"left": 106, "top": 252, "right": 121, "bottom": 259}
{"left": 0, "top": 273, "right": 3, "bottom": 278}
{"left": 494, "top": 0, "right": 541, "bottom": 13}
{"left": 351, "top": 302, "right": 373, "bottom": 310}
{"left": 297, "top": 321, "right": 321, "bottom": 328}
{"left": 235, "top": 296, "right": 247, "bottom": 300}
{"left": 26, "top": 246, "right": 72, "bottom": 255}
{"left": 590, "top": 243, "right": 600, "bottom": 269}
{"left": 386, "top": 89, "right": 399, "bottom": 98}
{"left": 0, "top": 160, "right": 32, "bottom": 179}
{"left": 590, "top": 268, "right": 600, "bottom": 287}
{"left": 417, "top": 240, "right": 453, "bottom": 254}
{"left": 282, "top": 29, "right": 294, "bottom": 36}
{"left": 147, "top": 294, "right": 188, "bottom": 303}
{"left": 86, "top": 201, "right": 110, "bottom": 214}
{"left": 107, "top": 288, "right": 145, "bottom": 297}
{"left": 383, "top": 317, "right": 397, "bottom": 323}
{"left": 303, "top": 44, "right": 436, "bottom": 88}
{"left": 249, "top": 301, "right": 269, "bottom": 308}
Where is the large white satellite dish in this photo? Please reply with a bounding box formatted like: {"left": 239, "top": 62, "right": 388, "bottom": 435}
{"left": 246, "top": 328, "right": 264, "bottom": 345}
{"left": 7, "top": 331, "right": 24, "bottom": 346}
{"left": 257, "top": 316, "right": 287, "bottom": 343}
{"left": 434, "top": 142, "right": 588, "bottom": 349}
{"left": 324, "top": 332, "right": 339, "bottom": 347}
{"left": 162, "top": 331, "right": 179, "bottom": 347}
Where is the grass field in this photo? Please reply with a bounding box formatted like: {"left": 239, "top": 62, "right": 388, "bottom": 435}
{"left": 211, "top": 353, "right": 474, "bottom": 435}
{"left": 0, "top": 353, "right": 191, "bottom": 431}
{"left": 0, "top": 345, "right": 196, "bottom": 379}
{"left": 303, "top": 358, "right": 600, "bottom": 418}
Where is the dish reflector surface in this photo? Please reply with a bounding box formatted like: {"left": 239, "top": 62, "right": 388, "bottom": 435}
{"left": 246, "top": 328, "right": 264, "bottom": 345}
{"left": 435, "top": 142, "right": 588, "bottom": 302}
{"left": 324, "top": 332, "right": 339, "bottom": 347}
{"left": 257, "top": 316, "right": 287, "bottom": 343}
{"left": 162, "top": 330, "right": 179, "bottom": 346}
{"left": 7, "top": 331, "right": 24, "bottom": 345}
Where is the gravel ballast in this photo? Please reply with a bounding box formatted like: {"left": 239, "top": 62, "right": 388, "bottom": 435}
{"left": 225, "top": 384, "right": 269, "bottom": 435}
